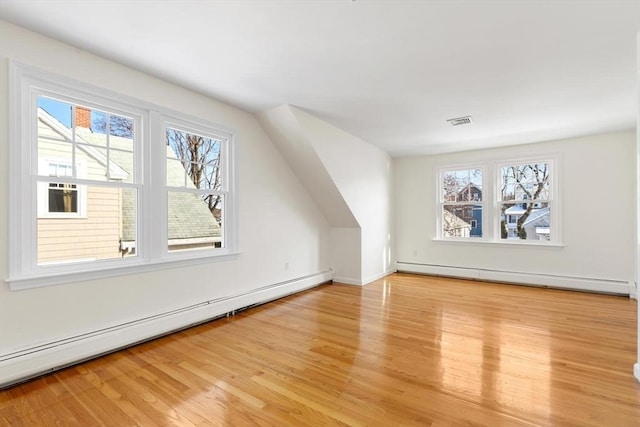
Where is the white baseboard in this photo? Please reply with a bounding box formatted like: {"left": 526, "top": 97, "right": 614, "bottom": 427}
{"left": 634, "top": 363, "right": 640, "bottom": 383}
{"left": 0, "top": 270, "right": 333, "bottom": 389}
{"left": 333, "top": 269, "right": 395, "bottom": 286}
{"left": 362, "top": 269, "right": 395, "bottom": 285}
{"left": 333, "top": 276, "right": 363, "bottom": 286}
{"left": 396, "top": 262, "right": 630, "bottom": 295}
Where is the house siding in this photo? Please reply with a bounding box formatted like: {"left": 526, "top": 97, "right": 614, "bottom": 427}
{"left": 38, "top": 185, "right": 123, "bottom": 263}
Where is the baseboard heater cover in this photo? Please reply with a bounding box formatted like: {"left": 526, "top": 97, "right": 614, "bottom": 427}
{"left": 0, "top": 270, "right": 333, "bottom": 389}
{"left": 396, "top": 262, "right": 631, "bottom": 296}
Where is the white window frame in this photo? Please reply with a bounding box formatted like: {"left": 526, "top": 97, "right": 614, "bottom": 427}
{"left": 160, "top": 115, "right": 234, "bottom": 258}
{"left": 495, "top": 157, "right": 559, "bottom": 244}
{"left": 7, "top": 62, "right": 238, "bottom": 290}
{"left": 435, "top": 155, "right": 561, "bottom": 246}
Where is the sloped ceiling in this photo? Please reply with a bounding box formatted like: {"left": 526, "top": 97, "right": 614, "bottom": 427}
{"left": 258, "top": 105, "right": 359, "bottom": 228}
{"left": 0, "top": 1, "right": 638, "bottom": 156}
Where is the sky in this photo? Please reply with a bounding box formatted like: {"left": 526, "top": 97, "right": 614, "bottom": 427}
{"left": 37, "top": 96, "right": 72, "bottom": 127}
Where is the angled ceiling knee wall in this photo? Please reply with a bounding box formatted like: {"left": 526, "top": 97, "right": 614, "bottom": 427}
{"left": 258, "top": 105, "right": 393, "bottom": 285}
{"left": 257, "top": 105, "right": 358, "bottom": 228}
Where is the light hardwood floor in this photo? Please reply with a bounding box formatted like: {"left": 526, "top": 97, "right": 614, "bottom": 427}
{"left": 1, "top": 273, "right": 639, "bottom": 426}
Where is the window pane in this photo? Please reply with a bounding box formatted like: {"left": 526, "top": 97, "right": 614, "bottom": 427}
{"left": 443, "top": 204, "right": 483, "bottom": 238}
{"left": 442, "top": 169, "right": 459, "bottom": 202}
{"left": 76, "top": 113, "right": 135, "bottom": 183}
{"left": 80, "top": 145, "right": 107, "bottom": 180}
{"left": 37, "top": 186, "right": 137, "bottom": 264}
{"left": 500, "top": 163, "right": 549, "bottom": 201}
{"left": 203, "top": 163, "right": 221, "bottom": 191}
{"left": 442, "top": 168, "right": 482, "bottom": 202}
{"left": 168, "top": 191, "right": 222, "bottom": 252}
{"left": 80, "top": 111, "right": 108, "bottom": 147}
{"left": 184, "top": 163, "right": 222, "bottom": 190}
{"left": 38, "top": 96, "right": 72, "bottom": 128}
{"left": 166, "top": 127, "right": 222, "bottom": 190}
{"left": 85, "top": 110, "right": 134, "bottom": 140}
{"left": 74, "top": 145, "right": 134, "bottom": 183}
{"left": 500, "top": 182, "right": 516, "bottom": 201}
{"left": 500, "top": 202, "right": 550, "bottom": 241}
{"left": 38, "top": 142, "right": 73, "bottom": 176}
{"left": 166, "top": 158, "right": 187, "bottom": 187}
{"left": 108, "top": 147, "right": 134, "bottom": 183}
{"left": 48, "top": 183, "right": 78, "bottom": 213}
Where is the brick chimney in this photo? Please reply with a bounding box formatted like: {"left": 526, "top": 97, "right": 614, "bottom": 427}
{"left": 75, "top": 106, "right": 92, "bottom": 129}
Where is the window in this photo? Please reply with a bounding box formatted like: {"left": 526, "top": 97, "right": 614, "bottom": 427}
{"left": 8, "top": 63, "right": 237, "bottom": 289}
{"left": 498, "top": 161, "right": 553, "bottom": 242}
{"left": 165, "top": 123, "right": 228, "bottom": 252}
{"left": 31, "top": 95, "right": 139, "bottom": 267}
{"left": 439, "top": 167, "right": 484, "bottom": 238}
{"left": 48, "top": 182, "right": 77, "bottom": 213}
{"left": 37, "top": 161, "right": 85, "bottom": 217}
{"left": 437, "top": 157, "right": 558, "bottom": 244}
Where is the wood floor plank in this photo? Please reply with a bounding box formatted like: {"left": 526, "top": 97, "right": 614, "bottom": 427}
{"left": 1, "top": 273, "right": 639, "bottom": 426}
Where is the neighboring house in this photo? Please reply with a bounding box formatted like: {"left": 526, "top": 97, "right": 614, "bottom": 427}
{"left": 442, "top": 209, "right": 471, "bottom": 238}
{"left": 503, "top": 204, "right": 550, "bottom": 241}
{"left": 36, "top": 107, "right": 220, "bottom": 264}
{"left": 457, "top": 184, "right": 483, "bottom": 237}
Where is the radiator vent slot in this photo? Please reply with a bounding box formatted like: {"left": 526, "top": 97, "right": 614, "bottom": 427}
{"left": 447, "top": 116, "right": 473, "bottom": 126}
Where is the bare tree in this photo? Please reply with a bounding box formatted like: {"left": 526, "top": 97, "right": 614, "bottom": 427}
{"left": 442, "top": 172, "right": 459, "bottom": 202}
{"left": 166, "top": 129, "right": 222, "bottom": 225}
{"left": 92, "top": 112, "right": 133, "bottom": 139}
{"left": 442, "top": 209, "right": 457, "bottom": 237}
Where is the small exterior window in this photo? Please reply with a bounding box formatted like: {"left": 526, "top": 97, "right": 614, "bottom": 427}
{"left": 38, "top": 161, "right": 84, "bottom": 216}
{"left": 48, "top": 182, "right": 78, "bottom": 213}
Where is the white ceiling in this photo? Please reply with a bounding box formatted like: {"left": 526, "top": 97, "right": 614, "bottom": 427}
{"left": 1, "top": 0, "right": 639, "bottom": 156}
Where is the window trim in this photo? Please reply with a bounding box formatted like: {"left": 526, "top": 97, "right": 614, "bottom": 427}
{"left": 7, "top": 62, "right": 239, "bottom": 291}
{"left": 435, "top": 155, "right": 561, "bottom": 246}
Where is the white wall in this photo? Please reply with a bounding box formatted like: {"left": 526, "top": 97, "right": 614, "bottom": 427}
{"left": 395, "top": 131, "right": 637, "bottom": 292}
{"left": 0, "top": 21, "right": 333, "bottom": 386}
{"left": 290, "top": 107, "right": 394, "bottom": 284}
{"left": 329, "top": 227, "right": 362, "bottom": 283}
{"left": 256, "top": 105, "right": 359, "bottom": 228}
{"left": 258, "top": 105, "right": 394, "bottom": 285}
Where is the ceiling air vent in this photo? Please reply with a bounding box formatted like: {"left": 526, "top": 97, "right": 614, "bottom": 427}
{"left": 447, "top": 116, "right": 473, "bottom": 126}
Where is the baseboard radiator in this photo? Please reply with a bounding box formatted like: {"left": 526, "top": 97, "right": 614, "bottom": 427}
{"left": 396, "top": 262, "right": 633, "bottom": 296}
{"left": 0, "top": 270, "right": 334, "bottom": 389}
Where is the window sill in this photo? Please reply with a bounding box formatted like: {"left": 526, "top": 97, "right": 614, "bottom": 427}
{"left": 432, "top": 238, "right": 564, "bottom": 249}
{"left": 5, "top": 250, "right": 241, "bottom": 291}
